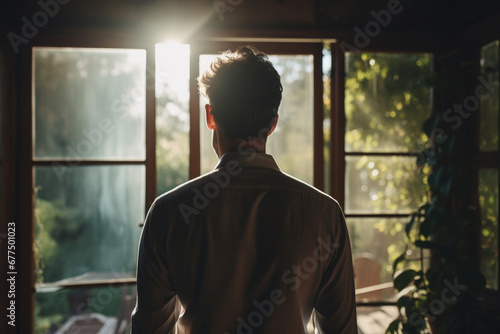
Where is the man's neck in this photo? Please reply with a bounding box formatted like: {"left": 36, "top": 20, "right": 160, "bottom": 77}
{"left": 213, "top": 127, "right": 267, "bottom": 158}
{"left": 216, "top": 138, "right": 267, "bottom": 158}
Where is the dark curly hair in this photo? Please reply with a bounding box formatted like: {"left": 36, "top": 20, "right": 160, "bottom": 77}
{"left": 198, "top": 46, "right": 283, "bottom": 140}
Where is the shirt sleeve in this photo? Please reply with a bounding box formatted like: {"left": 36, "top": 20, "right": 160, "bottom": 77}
{"left": 131, "top": 201, "right": 181, "bottom": 334}
{"left": 313, "top": 204, "right": 358, "bottom": 334}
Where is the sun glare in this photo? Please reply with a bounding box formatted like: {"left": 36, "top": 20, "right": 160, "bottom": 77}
{"left": 162, "top": 39, "right": 182, "bottom": 47}
{"left": 155, "top": 42, "right": 190, "bottom": 100}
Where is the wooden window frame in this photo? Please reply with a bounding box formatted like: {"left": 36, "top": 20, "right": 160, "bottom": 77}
{"left": 14, "top": 37, "right": 327, "bottom": 333}
{"left": 1, "top": 38, "right": 18, "bottom": 334}
{"left": 331, "top": 42, "right": 437, "bottom": 307}
{"left": 16, "top": 35, "right": 157, "bottom": 334}
{"left": 11, "top": 33, "right": 496, "bottom": 332}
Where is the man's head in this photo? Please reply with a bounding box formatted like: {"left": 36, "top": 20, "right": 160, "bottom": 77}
{"left": 198, "top": 46, "right": 283, "bottom": 141}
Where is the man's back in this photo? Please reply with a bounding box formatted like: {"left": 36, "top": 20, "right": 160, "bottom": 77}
{"left": 132, "top": 153, "right": 357, "bottom": 333}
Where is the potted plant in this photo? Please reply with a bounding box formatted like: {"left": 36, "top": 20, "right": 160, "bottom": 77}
{"left": 386, "top": 111, "right": 500, "bottom": 334}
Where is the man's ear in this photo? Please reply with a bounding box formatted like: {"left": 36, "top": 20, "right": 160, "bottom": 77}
{"left": 267, "top": 115, "right": 279, "bottom": 137}
{"left": 205, "top": 104, "right": 216, "bottom": 130}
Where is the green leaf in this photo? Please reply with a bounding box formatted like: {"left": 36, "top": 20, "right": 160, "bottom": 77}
{"left": 427, "top": 149, "right": 438, "bottom": 166}
{"left": 394, "top": 269, "right": 417, "bottom": 292}
{"left": 416, "top": 150, "right": 429, "bottom": 166}
{"left": 414, "top": 276, "right": 426, "bottom": 290}
{"left": 396, "top": 296, "right": 412, "bottom": 312}
{"left": 405, "top": 213, "right": 416, "bottom": 237}
{"left": 386, "top": 319, "right": 401, "bottom": 334}
{"left": 423, "top": 113, "right": 440, "bottom": 137}
{"left": 392, "top": 250, "right": 407, "bottom": 275}
{"left": 419, "top": 218, "right": 431, "bottom": 237}
{"left": 428, "top": 166, "right": 443, "bottom": 190}
{"left": 402, "top": 320, "right": 425, "bottom": 334}
{"left": 418, "top": 203, "right": 430, "bottom": 214}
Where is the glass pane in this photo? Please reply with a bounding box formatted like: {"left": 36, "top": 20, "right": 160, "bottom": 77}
{"left": 33, "top": 47, "right": 146, "bottom": 160}
{"left": 348, "top": 218, "right": 404, "bottom": 302}
{"left": 480, "top": 40, "right": 499, "bottom": 151}
{"left": 199, "top": 54, "right": 314, "bottom": 185}
{"left": 345, "top": 156, "right": 428, "bottom": 214}
{"left": 479, "top": 169, "right": 498, "bottom": 289}
{"left": 345, "top": 53, "right": 432, "bottom": 153}
{"left": 35, "top": 285, "right": 135, "bottom": 334}
{"left": 156, "top": 43, "right": 190, "bottom": 195}
{"left": 34, "top": 166, "right": 145, "bottom": 284}
{"left": 357, "top": 306, "right": 398, "bottom": 334}
{"left": 267, "top": 55, "right": 313, "bottom": 184}
{"left": 199, "top": 54, "right": 219, "bottom": 173}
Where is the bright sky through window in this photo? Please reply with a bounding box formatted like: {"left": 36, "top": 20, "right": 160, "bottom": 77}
{"left": 156, "top": 43, "right": 190, "bottom": 121}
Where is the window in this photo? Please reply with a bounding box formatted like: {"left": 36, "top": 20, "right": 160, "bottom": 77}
{"left": 343, "top": 51, "right": 432, "bottom": 302}
{"left": 156, "top": 43, "right": 190, "bottom": 195}
{"left": 22, "top": 39, "right": 439, "bottom": 333}
{"left": 33, "top": 47, "right": 148, "bottom": 332}
{"left": 334, "top": 49, "right": 433, "bottom": 333}
{"left": 29, "top": 41, "right": 324, "bottom": 333}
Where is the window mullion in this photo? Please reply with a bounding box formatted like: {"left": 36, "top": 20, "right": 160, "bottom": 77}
{"left": 330, "top": 42, "right": 346, "bottom": 207}
{"left": 189, "top": 47, "right": 201, "bottom": 179}
{"left": 313, "top": 43, "right": 325, "bottom": 191}
{"left": 146, "top": 45, "right": 157, "bottom": 210}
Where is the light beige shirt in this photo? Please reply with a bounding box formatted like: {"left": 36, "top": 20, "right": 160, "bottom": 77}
{"left": 132, "top": 153, "right": 357, "bottom": 334}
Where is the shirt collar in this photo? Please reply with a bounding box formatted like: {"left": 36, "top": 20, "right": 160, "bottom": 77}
{"left": 215, "top": 152, "right": 281, "bottom": 171}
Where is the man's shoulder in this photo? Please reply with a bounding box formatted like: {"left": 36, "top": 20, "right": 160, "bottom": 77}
{"left": 279, "top": 171, "right": 340, "bottom": 206}
{"left": 153, "top": 168, "right": 340, "bottom": 210}
{"left": 154, "top": 172, "right": 218, "bottom": 205}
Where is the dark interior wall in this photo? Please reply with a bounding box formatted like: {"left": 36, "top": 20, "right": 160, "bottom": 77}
{"left": 2, "top": 0, "right": 315, "bottom": 37}
{"left": 2, "top": 0, "right": 500, "bottom": 43}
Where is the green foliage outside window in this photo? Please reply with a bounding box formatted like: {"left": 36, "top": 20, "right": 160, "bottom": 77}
{"left": 479, "top": 169, "right": 499, "bottom": 289}
{"left": 343, "top": 52, "right": 432, "bottom": 293}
